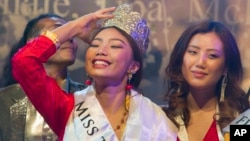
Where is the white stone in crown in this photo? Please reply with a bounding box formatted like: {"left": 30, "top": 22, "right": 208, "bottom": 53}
{"left": 102, "top": 3, "right": 150, "bottom": 55}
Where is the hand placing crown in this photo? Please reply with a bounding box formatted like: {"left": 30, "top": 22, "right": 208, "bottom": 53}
{"left": 102, "top": 4, "right": 150, "bottom": 55}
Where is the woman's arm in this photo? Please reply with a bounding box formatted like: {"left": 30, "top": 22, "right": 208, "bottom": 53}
{"left": 12, "top": 7, "right": 115, "bottom": 139}
{"left": 12, "top": 36, "right": 74, "bottom": 138}
{"left": 53, "top": 7, "right": 115, "bottom": 44}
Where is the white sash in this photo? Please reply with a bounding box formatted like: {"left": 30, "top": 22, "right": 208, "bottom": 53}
{"left": 63, "top": 86, "right": 177, "bottom": 141}
{"left": 71, "top": 86, "right": 118, "bottom": 141}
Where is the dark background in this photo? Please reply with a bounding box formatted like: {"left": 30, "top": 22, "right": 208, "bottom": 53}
{"left": 0, "top": 0, "right": 249, "bottom": 104}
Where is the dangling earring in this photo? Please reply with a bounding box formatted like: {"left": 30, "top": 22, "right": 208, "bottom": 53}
{"left": 220, "top": 73, "right": 227, "bottom": 102}
{"left": 176, "top": 87, "right": 181, "bottom": 97}
{"left": 177, "top": 87, "right": 181, "bottom": 94}
{"left": 126, "top": 71, "right": 134, "bottom": 90}
{"left": 85, "top": 74, "right": 92, "bottom": 86}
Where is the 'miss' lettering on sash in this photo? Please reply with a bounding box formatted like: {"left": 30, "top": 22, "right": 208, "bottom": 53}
{"left": 74, "top": 93, "right": 119, "bottom": 141}
{"left": 75, "top": 101, "right": 99, "bottom": 136}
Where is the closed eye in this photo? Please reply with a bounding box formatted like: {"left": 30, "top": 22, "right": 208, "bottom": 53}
{"left": 111, "top": 45, "right": 122, "bottom": 48}
{"left": 89, "top": 44, "right": 99, "bottom": 48}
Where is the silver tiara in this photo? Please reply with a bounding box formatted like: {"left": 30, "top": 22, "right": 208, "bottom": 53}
{"left": 102, "top": 4, "right": 150, "bottom": 55}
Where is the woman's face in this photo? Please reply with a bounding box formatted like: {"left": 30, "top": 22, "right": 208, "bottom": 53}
{"left": 85, "top": 28, "right": 139, "bottom": 85}
{"left": 181, "top": 32, "right": 226, "bottom": 90}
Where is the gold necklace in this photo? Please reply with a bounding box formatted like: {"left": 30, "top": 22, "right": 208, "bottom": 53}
{"left": 114, "top": 94, "right": 130, "bottom": 132}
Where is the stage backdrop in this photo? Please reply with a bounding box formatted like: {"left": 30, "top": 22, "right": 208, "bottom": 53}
{"left": 0, "top": 0, "right": 249, "bottom": 104}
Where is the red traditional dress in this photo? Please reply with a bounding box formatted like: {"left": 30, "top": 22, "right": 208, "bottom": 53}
{"left": 12, "top": 36, "right": 178, "bottom": 141}
{"left": 175, "top": 107, "right": 224, "bottom": 141}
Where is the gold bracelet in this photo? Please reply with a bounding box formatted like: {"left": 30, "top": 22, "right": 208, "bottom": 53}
{"left": 41, "top": 30, "right": 60, "bottom": 48}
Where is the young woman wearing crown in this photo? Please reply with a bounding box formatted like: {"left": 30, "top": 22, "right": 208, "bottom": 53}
{"left": 12, "top": 4, "right": 178, "bottom": 141}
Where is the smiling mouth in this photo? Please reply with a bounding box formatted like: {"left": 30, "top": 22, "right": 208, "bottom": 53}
{"left": 192, "top": 71, "right": 207, "bottom": 78}
{"left": 93, "top": 60, "right": 110, "bottom": 68}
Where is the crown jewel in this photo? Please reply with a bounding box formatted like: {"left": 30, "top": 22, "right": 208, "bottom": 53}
{"left": 103, "top": 4, "right": 150, "bottom": 54}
